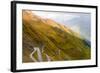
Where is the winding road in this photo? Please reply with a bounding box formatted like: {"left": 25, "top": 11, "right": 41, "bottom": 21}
{"left": 30, "top": 47, "right": 51, "bottom": 62}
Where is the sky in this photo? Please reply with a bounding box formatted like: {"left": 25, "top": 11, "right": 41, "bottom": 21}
{"left": 31, "top": 10, "right": 91, "bottom": 41}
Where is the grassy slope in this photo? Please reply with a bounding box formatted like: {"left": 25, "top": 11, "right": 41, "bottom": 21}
{"left": 22, "top": 11, "right": 90, "bottom": 63}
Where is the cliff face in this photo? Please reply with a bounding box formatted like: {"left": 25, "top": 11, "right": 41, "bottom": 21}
{"left": 22, "top": 10, "right": 90, "bottom": 63}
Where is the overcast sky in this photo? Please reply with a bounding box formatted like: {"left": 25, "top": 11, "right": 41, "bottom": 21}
{"left": 31, "top": 11, "right": 91, "bottom": 41}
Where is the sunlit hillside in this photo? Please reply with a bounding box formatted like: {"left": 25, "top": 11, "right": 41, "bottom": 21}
{"left": 22, "top": 10, "right": 90, "bottom": 63}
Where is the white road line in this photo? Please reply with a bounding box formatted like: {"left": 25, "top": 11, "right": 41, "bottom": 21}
{"left": 45, "top": 54, "right": 51, "bottom": 61}
{"left": 36, "top": 47, "right": 43, "bottom": 62}
{"left": 30, "top": 48, "right": 37, "bottom": 62}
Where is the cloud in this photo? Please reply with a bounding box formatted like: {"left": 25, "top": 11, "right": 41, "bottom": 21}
{"left": 32, "top": 10, "right": 91, "bottom": 41}
{"left": 32, "top": 11, "right": 80, "bottom": 22}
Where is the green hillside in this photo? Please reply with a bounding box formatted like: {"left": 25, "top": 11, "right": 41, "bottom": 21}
{"left": 22, "top": 11, "right": 91, "bottom": 63}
